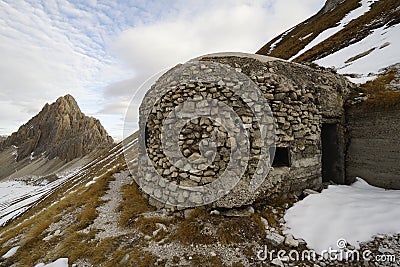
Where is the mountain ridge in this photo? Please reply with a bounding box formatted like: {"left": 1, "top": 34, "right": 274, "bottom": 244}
{"left": 257, "top": 0, "right": 400, "bottom": 83}
{"left": 0, "top": 94, "right": 113, "bottom": 162}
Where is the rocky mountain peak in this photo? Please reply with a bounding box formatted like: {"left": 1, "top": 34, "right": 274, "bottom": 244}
{"left": 320, "top": 0, "right": 347, "bottom": 14}
{"left": 54, "top": 94, "right": 81, "bottom": 113}
{"left": 0, "top": 94, "right": 114, "bottom": 162}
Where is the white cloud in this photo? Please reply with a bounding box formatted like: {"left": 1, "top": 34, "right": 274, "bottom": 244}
{"left": 114, "top": 1, "right": 324, "bottom": 74}
{"left": 105, "top": 0, "right": 325, "bottom": 138}
{"left": 0, "top": 0, "right": 325, "bottom": 140}
{"left": 0, "top": 0, "right": 128, "bottom": 137}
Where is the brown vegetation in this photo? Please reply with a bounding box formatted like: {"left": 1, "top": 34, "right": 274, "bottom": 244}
{"left": 257, "top": 0, "right": 399, "bottom": 65}
{"left": 295, "top": 0, "right": 400, "bottom": 62}
{"left": 117, "top": 181, "right": 156, "bottom": 227}
{"left": 349, "top": 72, "right": 400, "bottom": 110}
{"left": 257, "top": 0, "right": 361, "bottom": 59}
{"left": 169, "top": 207, "right": 265, "bottom": 245}
{"left": 0, "top": 143, "right": 128, "bottom": 266}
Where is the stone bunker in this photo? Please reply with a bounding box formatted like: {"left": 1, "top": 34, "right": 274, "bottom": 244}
{"left": 136, "top": 53, "right": 353, "bottom": 209}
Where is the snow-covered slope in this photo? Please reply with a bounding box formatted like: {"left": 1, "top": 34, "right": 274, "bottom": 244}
{"left": 289, "top": 0, "right": 380, "bottom": 62}
{"left": 0, "top": 134, "right": 137, "bottom": 227}
{"left": 316, "top": 24, "right": 399, "bottom": 83}
{"left": 0, "top": 172, "right": 76, "bottom": 226}
{"left": 257, "top": 0, "right": 400, "bottom": 83}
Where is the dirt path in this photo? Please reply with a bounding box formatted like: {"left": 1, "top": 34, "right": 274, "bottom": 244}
{"left": 91, "top": 170, "right": 132, "bottom": 239}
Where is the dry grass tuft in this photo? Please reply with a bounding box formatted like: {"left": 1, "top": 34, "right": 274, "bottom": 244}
{"left": 349, "top": 72, "right": 400, "bottom": 110}
{"left": 169, "top": 207, "right": 265, "bottom": 245}
{"left": 126, "top": 250, "right": 159, "bottom": 267}
{"left": 217, "top": 214, "right": 265, "bottom": 244}
{"left": 190, "top": 254, "right": 225, "bottom": 266}
{"left": 117, "top": 181, "right": 156, "bottom": 227}
{"left": 133, "top": 216, "right": 171, "bottom": 237}
{"left": 168, "top": 207, "right": 216, "bottom": 245}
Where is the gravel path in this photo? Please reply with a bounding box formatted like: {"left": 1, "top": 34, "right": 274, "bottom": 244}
{"left": 91, "top": 170, "right": 132, "bottom": 239}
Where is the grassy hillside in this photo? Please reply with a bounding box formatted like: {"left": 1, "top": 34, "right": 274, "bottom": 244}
{"left": 257, "top": 0, "right": 400, "bottom": 63}
{"left": 256, "top": 0, "right": 361, "bottom": 59}
{"left": 347, "top": 71, "right": 400, "bottom": 109}
{"left": 0, "top": 135, "right": 291, "bottom": 266}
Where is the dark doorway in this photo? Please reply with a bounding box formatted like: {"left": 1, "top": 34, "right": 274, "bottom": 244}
{"left": 270, "top": 147, "right": 291, "bottom": 167}
{"left": 322, "top": 123, "right": 342, "bottom": 183}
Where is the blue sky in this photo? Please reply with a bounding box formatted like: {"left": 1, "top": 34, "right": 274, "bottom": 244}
{"left": 0, "top": 0, "right": 325, "bottom": 140}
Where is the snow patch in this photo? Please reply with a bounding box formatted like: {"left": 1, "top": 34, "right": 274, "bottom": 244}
{"left": 316, "top": 24, "right": 400, "bottom": 83}
{"left": 0, "top": 168, "right": 82, "bottom": 226}
{"left": 268, "top": 26, "right": 296, "bottom": 53}
{"left": 299, "top": 32, "right": 313, "bottom": 41}
{"left": 284, "top": 178, "right": 400, "bottom": 253}
{"left": 34, "top": 258, "right": 68, "bottom": 267}
{"left": 85, "top": 180, "right": 96, "bottom": 187}
{"left": 2, "top": 246, "right": 20, "bottom": 258}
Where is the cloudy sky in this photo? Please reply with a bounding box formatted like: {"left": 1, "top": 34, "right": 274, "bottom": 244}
{"left": 0, "top": 0, "right": 325, "bottom": 140}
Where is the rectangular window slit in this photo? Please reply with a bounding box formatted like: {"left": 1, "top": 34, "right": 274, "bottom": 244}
{"left": 270, "top": 147, "right": 291, "bottom": 167}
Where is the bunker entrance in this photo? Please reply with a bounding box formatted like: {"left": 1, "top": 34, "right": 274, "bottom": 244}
{"left": 322, "top": 123, "right": 342, "bottom": 183}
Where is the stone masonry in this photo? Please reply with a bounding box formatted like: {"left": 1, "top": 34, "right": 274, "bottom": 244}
{"left": 137, "top": 53, "right": 352, "bottom": 209}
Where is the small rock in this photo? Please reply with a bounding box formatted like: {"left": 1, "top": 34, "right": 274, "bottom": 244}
{"left": 42, "top": 235, "right": 52, "bottom": 241}
{"left": 210, "top": 251, "right": 217, "bottom": 257}
{"left": 120, "top": 254, "right": 129, "bottom": 263}
{"left": 280, "top": 225, "right": 289, "bottom": 231}
{"left": 247, "top": 206, "right": 255, "bottom": 214}
{"left": 210, "top": 210, "right": 220, "bottom": 216}
{"left": 184, "top": 208, "right": 196, "bottom": 219}
{"left": 280, "top": 256, "right": 289, "bottom": 262}
{"left": 155, "top": 223, "right": 167, "bottom": 231}
{"left": 284, "top": 234, "right": 299, "bottom": 248}
{"left": 298, "top": 238, "right": 307, "bottom": 245}
{"left": 261, "top": 217, "right": 269, "bottom": 230}
{"left": 266, "top": 232, "right": 285, "bottom": 246}
{"left": 378, "top": 247, "right": 395, "bottom": 254}
{"left": 271, "top": 258, "right": 284, "bottom": 267}
{"left": 303, "top": 189, "right": 319, "bottom": 195}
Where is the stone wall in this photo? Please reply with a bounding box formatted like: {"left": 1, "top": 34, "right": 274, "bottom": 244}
{"left": 346, "top": 105, "right": 400, "bottom": 189}
{"left": 137, "top": 53, "right": 351, "bottom": 209}
{"left": 201, "top": 54, "right": 350, "bottom": 191}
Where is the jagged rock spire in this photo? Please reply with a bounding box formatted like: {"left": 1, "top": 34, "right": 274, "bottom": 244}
{"left": 1, "top": 94, "right": 114, "bottom": 161}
